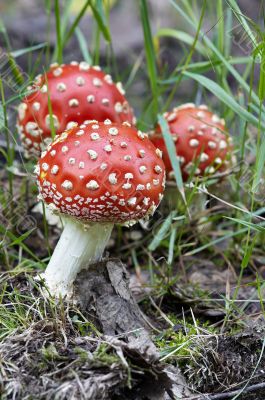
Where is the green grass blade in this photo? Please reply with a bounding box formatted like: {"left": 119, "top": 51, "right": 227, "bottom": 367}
{"left": 5, "top": 53, "right": 25, "bottom": 85}
{"left": 156, "top": 29, "right": 207, "bottom": 56}
{"left": 9, "top": 229, "right": 36, "bottom": 247}
{"left": 44, "top": 73, "right": 56, "bottom": 139}
{"left": 140, "top": 0, "right": 158, "bottom": 118}
{"left": 217, "top": 0, "right": 224, "bottom": 54}
{"left": 226, "top": 0, "right": 259, "bottom": 50}
{"left": 158, "top": 57, "right": 252, "bottom": 84}
{"left": 163, "top": 0, "right": 206, "bottom": 111}
{"left": 0, "top": 18, "right": 11, "bottom": 50}
{"left": 225, "top": 217, "right": 265, "bottom": 233}
{"left": 54, "top": 0, "right": 63, "bottom": 63}
{"left": 258, "top": 49, "right": 265, "bottom": 101}
{"left": 90, "top": 0, "right": 111, "bottom": 43}
{"left": 168, "top": 227, "right": 177, "bottom": 265}
{"left": 158, "top": 115, "right": 186, "bottom": 203}
{"left": 0, "top": 226, "right": 40, "bottom": 262}
{"left": 61, "top": 0, "right": 74, "bottom": 38}
{"left": 11, "top": 43, "right": 47, "bottom": 58}
{"left": 62, "top": 0, "right": 94, "bottom": 47}
{"left": 75, "top": 26, "right": 92, "bottom": 64}
{"left": 183, "top": 71, "right": 264, "bottom": 128}
{"left": 149, "top": 211, "right": 177, "bottom": 252}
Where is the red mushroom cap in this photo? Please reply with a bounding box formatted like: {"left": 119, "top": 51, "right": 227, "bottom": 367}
{"left": 36, "top": 120, "right": 165, "bottom": 224}
{"left": 17, "top": 62, "right": 136, "bottom": 158}
{"left": 150, "top": 103, "right": 233, "bottom": 181}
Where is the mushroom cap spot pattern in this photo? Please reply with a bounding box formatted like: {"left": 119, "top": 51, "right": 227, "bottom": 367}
{"left": 37, "top": 121, "right": 165, "bottom": 223}
{"left": 17, "top": 62, "right": 136, "bottom": 158}
{"left": 150, "top": 103, "right": 233, "bottom": 181}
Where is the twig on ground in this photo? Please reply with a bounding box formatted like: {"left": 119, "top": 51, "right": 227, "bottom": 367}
{"left": 183, "top": 381, "right": 265, "bottom": 400}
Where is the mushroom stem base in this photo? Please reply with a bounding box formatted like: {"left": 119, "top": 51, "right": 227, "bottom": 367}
{"left": 42, "top": 219, "right": 114, "bottom": 297}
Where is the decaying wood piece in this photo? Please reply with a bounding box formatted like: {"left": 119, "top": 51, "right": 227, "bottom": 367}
{"left": 74, "top": 259, "right": 149, "bottom": 336}
{"left": 74, "top": 258, "right": 190, "bottom": 400}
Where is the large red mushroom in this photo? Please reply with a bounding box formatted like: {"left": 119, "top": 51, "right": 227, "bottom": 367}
{"left": 150, "top": 103, "right": 233, "bottom": 181}
{"left": 17, "top": 62, "right": 135, "bottom": 157}
{"left": 36, "top": 120, "right": 165, "bottom": 296}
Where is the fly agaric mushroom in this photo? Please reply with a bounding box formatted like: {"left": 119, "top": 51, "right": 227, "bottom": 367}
{"left": 150, "top": 103, "right": 233, "bottom": 181}
{"left": 36, "top": 119, "right": 165, "bottom": 297}
{"left": 17, "top": 62, "right": 135, "bottom": 158}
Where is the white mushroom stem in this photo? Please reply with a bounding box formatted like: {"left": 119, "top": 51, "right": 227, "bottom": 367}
{"left": 42, "top": 219, "right": 114, "bottom": 297}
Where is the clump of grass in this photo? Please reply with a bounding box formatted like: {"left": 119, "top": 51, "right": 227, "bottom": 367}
{"left": 155, "top": 317, "right": 216, "bottom": 367}
{"left": 0, "top": 271, "right": 99, "bottom": 341}
{"left": 93, "top": 343, "right": 123, "bottom": 367}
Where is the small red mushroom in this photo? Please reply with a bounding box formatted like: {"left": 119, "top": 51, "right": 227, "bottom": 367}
{"left": 36, "top": 119, "right": 165, "bottom": 296}
{"left": 150, "top": 103, "right": 233, "bottom": 181}
{"left": 17, "top": 61, "right": 136, "bottom": 158}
